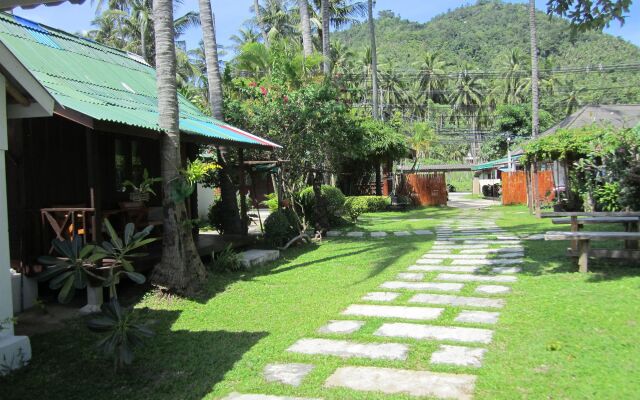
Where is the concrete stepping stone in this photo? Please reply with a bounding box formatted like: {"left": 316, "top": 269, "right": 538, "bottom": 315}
{"left": 409, "top": 293, "right": 505, "bottom": 309}
{"left": 428, "top": 249, "right": 453, "bottom": 254}
{"left": 318, "top": 320, "right": 365, "bottom": 334}
{"left": 464, "top": 240, "right": 521, "bottom": 245}
{"left": 370, "top": 231, "right": 387, "bottom": 238}
{"left": 460, "top": 247, "right": 523, "bottom": 254}
{"left": 491, "top": 252, "right": 524, "bottom": 258}
{"left": 491, "top": 266, "right": 522, "bottom": 274}
{"left": 413, "top": 230, "right": 433, "bottom": 235}
{"left": 430, "top": 345, "right": 487, "bottom": 368}
{"left": 451, "top": 258, "right": 523, "bottom": 266}
{"left": 224, "top": 394, "right": 321, "bottom": 400}
{"left": 346, "top": 231, "right": 365, "bottom": 238}
{"left": 415, "top": 259, "right": 445, "bottom": 265}
{"left": 435, "top": 273, "right": 518, "bottom": 283}
{"left": 474, "top": 285, "right": 512, "bottom": 295}
{"left": 362, "top": 292, "right": 400, "bottom": 302}
{"left": 397, "top": 272, "right": 425, "bottom": 281}
{"left": 342, "top": 304, "right": 443, "bottom": 320}
{"left": 326, "top": 231, "right": 342, "bottom": 237}
{"left": 422, "top": 254, "right": 488, "bottom": 260}
{"left": 381, "top": 281, "right": 464, "bottom": 292}
{"left": 263, "top": 363, "right": 315, "bottom": 386}
{"left": 433, "top": 244, "right": 488, "bottom": 249}
{"left": 496, "top": 236, "right": 520, "bottom": 240}
{"left": 454, "top": 310, "right": 500, "bottom": 325}
{"left": 287, "top": 338, "right": 408, "bottom": 360}
{"left": 409, "top": 265, "right": 479, "bottom": 273}
{"left": 325, "top": 366, "right": 476, "bottom": 400}
{"left": 375, "top": 322, "right": 493, "bottom": 344}
{"left": 394, "top": 231, "right": 412, "bottom": 237}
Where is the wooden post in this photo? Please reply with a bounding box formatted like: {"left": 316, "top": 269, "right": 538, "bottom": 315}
{"left": 238, "top": 148, "right": 248, "bottom": 235}
{"left": 570, "top": 216, "right": 578, "bottom": 252}
{"left": 577, "top": 239, "right": 590, "bottom": 273}
{"left": 532, "top": 159, "right": 541, "bottom": 217}
{"left": 384, "top": 158, "right": 393, "bottom": 195}
{"left": 85, "top": 128, "right": 102, "bottom": 243}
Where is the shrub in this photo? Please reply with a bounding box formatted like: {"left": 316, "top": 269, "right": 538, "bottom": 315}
{"left": 298, "top": 185, "right": 346, "bottom": 223}
{"left": 343, "top": 196, "right": 391, "bottom": 222}
{"left": 210, "top": 245, "right": 243, "bottom": 272}
{"left": 261, "top": 193, "right": 279, "bottom": 212}
{"left": 264, "top": 208, "right": 301, "bottom": 247}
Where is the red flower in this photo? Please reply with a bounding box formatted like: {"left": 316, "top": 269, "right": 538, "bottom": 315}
{"left": 283, "top": 95, "right": 289, "bottom": 103}
{"left": 260, "top": 86, "right": 268, "bottom": 96}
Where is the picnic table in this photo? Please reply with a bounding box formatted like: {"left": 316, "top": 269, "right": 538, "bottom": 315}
{"left": 545, "top": 231, "right": 640, "bottom": 273}
{"left": 542, "top": 212, "right": 640, "bottom": 250}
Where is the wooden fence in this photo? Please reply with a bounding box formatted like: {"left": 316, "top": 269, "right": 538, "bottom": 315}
{"left": 502, "top": 170, "right": 555, "bottom": 205}
{"left": 400, "top": 173, "right": 448, "bottom": 206}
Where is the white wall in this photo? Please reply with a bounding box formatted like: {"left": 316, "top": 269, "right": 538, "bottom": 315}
{"left": 197, "top": 183, "right": 214, "bottom": 220}
{"left": 0, "top": 73, "right": 32, "bottom": 373}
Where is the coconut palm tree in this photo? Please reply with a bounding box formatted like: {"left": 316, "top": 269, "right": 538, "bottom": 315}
{"left": 230, "top": 25, "right": 261, "bottom": 50}
{"left": 298, "top": 0, "right": 314, "bottom": 56}
{"left": 368, "top": 0, "right": 378, "bottom": 120}
{"left": 151, "top": 0, "right": 206, "bottom": 295}
{"left": 557, "top": 80, "right": 584, "bottom": 116}
{"left": 417, "top": 52, "right": 447, "bottom": 105}
{"left": 529, "top": 0, "right": 540, "bottom": 138}
{"left": 321, "top": 0, "right": 331, "bottom": 74}
{"left": 500, "top": 48, "right": 528, "bottom": 105}
{"left": 379, "top": 62, "right": 406, "bottom": 119}
{"left": 252, "top": 0, "right": 269, "bottom": 44}
{"left": 256, "top": 0, "right": 298, "bottom": 42}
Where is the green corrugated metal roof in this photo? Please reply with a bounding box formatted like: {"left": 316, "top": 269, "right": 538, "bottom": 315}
{"left": 0, "top": 12, "right": 279, "bottom": 148}
{"left": 472, "top": 155, "right": 522, "bottom": 171}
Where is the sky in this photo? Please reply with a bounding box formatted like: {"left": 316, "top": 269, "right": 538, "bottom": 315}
{"left": 11, "top": 0, "right": 640, "bottom": 60}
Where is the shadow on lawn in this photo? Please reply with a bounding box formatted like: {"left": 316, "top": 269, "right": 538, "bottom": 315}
{"left": 1, "top": 308, "right": 267, "bottom": 400}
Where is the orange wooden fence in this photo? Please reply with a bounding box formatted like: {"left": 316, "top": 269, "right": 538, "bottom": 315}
{"left": 401, "top": 173, "right": 448, "bottom": 206}
{"left": 502, "top": 170, "right": 555, "bottom": 205}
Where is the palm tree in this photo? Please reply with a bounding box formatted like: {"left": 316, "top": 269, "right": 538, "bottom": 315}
{"left": 330, "top": 41, "right": 353, "bottom": 74}
{"left": 310, "top": 0, "right": 367, "bottom": 29}
{"left": 321, "top": 0, "right": 330, "bottom": 74}
{"left": 368, "top": 0, "right": 378, "bottom": 120}
{"left": 558, "top": 80, "right": 584, "bottom": 116}
{"left": 257, "top": 0, "right": 298, "bottom": 42}
{"left": 252, "top": 0, "right": 269, "bottom": 44}
{"left": 379, "top": 62, "right": 406, "bottom": 119}
{"left": 501, "top": 48, "right": 527, "bottom": 104}
{"left": 450, "top": 66, "right": 485, "bottom": 160}
{"left": 151, "top": 0, "right": 206, "bottom": 295}
{"left": 529, "top": 0, "right": 540, "bottom": 138}
{"left": 417, "top": 52, "right": 447, "bottom": 107}
{"left": 230, "top": 25, "right": 261, "bottom": 50}
{"left": 298, "top": 0, "right": 314, "bottom": 56}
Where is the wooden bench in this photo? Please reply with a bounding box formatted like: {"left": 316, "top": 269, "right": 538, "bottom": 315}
{"left": 544, "top": 231, "right": 640, "bottom": 273}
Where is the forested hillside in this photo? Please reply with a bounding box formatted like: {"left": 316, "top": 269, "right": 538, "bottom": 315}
{"left": 334, "top": 0, "right": 640, "bottom": 106}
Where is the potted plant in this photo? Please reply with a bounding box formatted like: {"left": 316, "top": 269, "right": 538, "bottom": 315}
{"left": 123, "top": 169, "right": 162, "bottom": 202}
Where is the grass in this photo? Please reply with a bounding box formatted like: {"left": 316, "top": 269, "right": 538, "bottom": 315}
{"left": 2, "top": 206, "right": 639, "bottom": 399}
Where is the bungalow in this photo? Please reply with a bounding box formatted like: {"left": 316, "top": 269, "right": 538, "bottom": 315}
{"left": 0, "top": 12, "right": 278, "bottom": 370}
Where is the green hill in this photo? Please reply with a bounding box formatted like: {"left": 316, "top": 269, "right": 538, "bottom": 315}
{"left": 336, "top": 0, "right": 640, "bottom": 68}
{"left": 334, "top": 0, "right": 640, "bottom": 105}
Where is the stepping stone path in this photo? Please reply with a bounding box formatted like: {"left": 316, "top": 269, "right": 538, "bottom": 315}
{"left": 241, "top": 216, "right": 523, "bottom": 399}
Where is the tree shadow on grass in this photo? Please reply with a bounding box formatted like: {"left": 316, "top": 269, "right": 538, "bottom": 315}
{"left": 1, "top": 308, "right": 267, "bottom": 400}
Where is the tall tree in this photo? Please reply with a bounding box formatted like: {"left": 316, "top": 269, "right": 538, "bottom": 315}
{"left": 151, "top": 0, "right": 206, "bottom": 295}
{"left": 198, "top": 0, "right": 223, "bottom": 120}
{"left": 529, "top": 0, "right": 540, "bottom": 138}
{"left": 298, "top": 0, "right": 314, "bottom": 56}
{"left": 321, "top": 0, "right": 331, "bottom": 74}
{"left": 199, "top": 0, "right": 243, "bottom": 235}
{"left": 253, "top": 0, "right": 269, "bottom": 44}
{"left": 546, "top": 0, "right": 632, "bottom": 32}
{"left": 368, "top": 0, "right": 379, "bottom": 120}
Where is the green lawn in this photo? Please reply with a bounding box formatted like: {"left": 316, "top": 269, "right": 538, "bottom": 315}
{"left": 2, "top": 206, "right": 639, "bottom": 399}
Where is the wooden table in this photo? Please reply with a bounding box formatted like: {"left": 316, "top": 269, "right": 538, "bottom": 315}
{"left": 41, "top": 207, "right": 95, "bottom": 252}
{"left": 542, "top": 212, "right": 640, "bottom": 250}
{"left": 545, "top": 231, "right": 640, "bottom": 272}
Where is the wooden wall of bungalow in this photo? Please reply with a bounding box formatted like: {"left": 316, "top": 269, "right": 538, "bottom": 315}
{"left": 5, "top": 114, "right": 199, "bottom": 268}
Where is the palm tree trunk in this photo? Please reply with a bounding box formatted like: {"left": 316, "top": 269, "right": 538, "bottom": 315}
{"left": 198, "top": 0, "right": 223, "bottom": 120}
{"left": 199, "top": 0, "right": 243, "bottom": 234}
{"left": 151, "top": 0, "right": 206, "bottom": 296}
{"left": 298, "top": 0, "right": 313, "bottom": 57}
{"left": 529, "top": 0, "right": 540, "bottom": 138}
{"left": 321, "top": 0, "right": 331, "bottom": 75}
{"left": 368, "top": 0, "right": 379, "bottom": 120}
{"left": 254, "top": 0, "right": 269, "bottom": 45}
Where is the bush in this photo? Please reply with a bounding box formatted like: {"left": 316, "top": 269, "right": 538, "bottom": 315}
{"left": 343, "top": 196, "right": 391, "bottom": 222}
{"left": 264, "top": 208, "right": 301, "bottom": 247}
{"left": 298, "top": 185, "right": 346, "bottom": 223}
{"left": 261, "top": 192, "right": 279, "bottom": 212}
{"left": 210, "top": 245, "right": 243, "bottom": 272}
